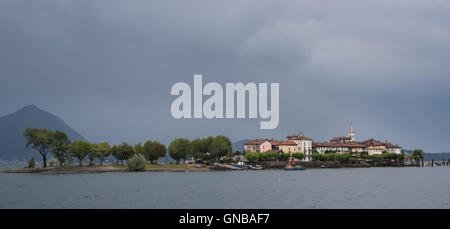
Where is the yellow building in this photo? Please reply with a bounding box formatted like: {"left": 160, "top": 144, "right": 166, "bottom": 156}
{"left": 277, "top": 141, "right": 298, "bottom": 155}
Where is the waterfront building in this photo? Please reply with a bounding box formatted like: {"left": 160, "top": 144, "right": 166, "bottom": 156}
{"left": 276, "top": 141, "right": 298, "bottom": 154}
{"left": 243, "top": 124, "right": 402, "bottom": 160}
{"left": 286, "top": 132, "right": 313, "bottom": 160}
{"left": 244, "top": 139, "right": 281, "bottom": 152}
{"left": 312, "top": 124, "right": 402, "bottom": 155}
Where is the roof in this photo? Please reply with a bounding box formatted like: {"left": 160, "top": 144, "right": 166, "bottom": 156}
{"left": 243, "top": 139, "right": 267, "bottom": 145}
{"left": 286, "top": 135, "right": 312, "bottom": 141}
{"left": 313, "top": 138, "right": 402, "bottom": 149}
{"left": 331, "top": 136, "right": 351, "bottom": 142}
{"left": 244, "top": 139, "right": 282, "bottom": 145}
{"left": 313, "top": 142, "right": 366, "bottom": 148}
{"left": 360, "top": 139, "right": 385, "bottom": 147}
{"left": 385, "top": 143, "right": 402, "bottom": 148}
{"left": 268, "top": 139, "right": 283, "bottom": 145}
{"left": 277, "top": 141, "right": 297, "bottom": 146}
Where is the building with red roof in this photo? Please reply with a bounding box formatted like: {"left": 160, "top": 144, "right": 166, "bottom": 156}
{"left": 312, "top": 124, "right": 402, "bottom": 155}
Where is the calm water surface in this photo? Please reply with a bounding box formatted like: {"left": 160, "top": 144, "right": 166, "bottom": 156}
{"left": 0, "top": 164, "right": 449, "bottom": 208}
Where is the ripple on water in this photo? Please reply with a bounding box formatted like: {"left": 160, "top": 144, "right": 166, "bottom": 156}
{"left": 0, "top": 166, "right": 449, "bottom": 208}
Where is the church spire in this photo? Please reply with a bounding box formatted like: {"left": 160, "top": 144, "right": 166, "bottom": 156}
{"left": 348, "top": 122, "right": 355, "bottom": 142}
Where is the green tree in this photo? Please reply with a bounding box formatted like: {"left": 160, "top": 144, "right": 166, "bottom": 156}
{"left": 191, "top": 137, "right": 215, "bottom": 161}
{"left": 312, "top": 154, "right": 319, "bottom": 161}
{"left": 209, "top": 135, "right": 232, "bottom": 160}
{"left": 26, "top": 157, "right": 36, "bottom": 168}
{"left": 292, "top": 153, "right": 305, "bottom": 160}
{"left": 50, "top": 130, "right": 71, "bottom": 166}
{"left": 259, "top": 151, "right": 277, "bottom": 161}
{"left": 245, "top": 152, "right": 259, "bottom": 163}
{"left": 86, "top": 143, "right": 96, "bottom": 166}
{"left": 277, "top": 153, "right": 290, "bottom": 161}
{"left": 66, "top": 154, "right": 74, "bottom": 166}
{"left": 412, "top": 149, "right": 423, "bottom": 160}
{"left": 144, "top": 140, "right": 167, "bottom": 164}
{"left": 23, "top": 128, "right": 54, "bottom": 168}
{"left": 312, "top": 153, "right": 350, "bottom": 162}
{"left": 412, "top": 149, "right": 424, "bottom": 166}
{"left": 191, "top": 138, "right": 204, "bottom": 161}
{"left": 336, "top": 153, "right": 350, "bottom": 162}
{"left": 94, "top": 142, "right": 111, "bottom": 166}
{"left": 111, "top": 145, "right": 119, "bottom": 165}
{"left": 134, "top": 142, "right": 144, "bottom": 156}
{"left": 113, "top": 142, "right": 135, "bottom": 165}
{"left": 168, "top": 138, "right": 191, "bottom": 164}
{"left": 70, "top": 140, "right": 93, "bottom": 166}
{"left": 127, "top": 154, "right": 146, "bottom": 171}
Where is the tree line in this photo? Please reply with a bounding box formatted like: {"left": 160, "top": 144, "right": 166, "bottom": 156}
{"left": 23, "top": 128, "right": 232, "bottom": 168}
{"left": 245, "top": 151, "right": 305, "bottom": 163}
{"left": 310, "top": 151, "right": 411, "bottom": 162}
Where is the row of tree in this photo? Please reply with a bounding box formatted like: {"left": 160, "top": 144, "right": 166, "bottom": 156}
{"left": 245, "top": 151, "right": 305, "bottom": 163}
{"left": 23, "top": 128, "right": 116, "bottom": 167}
{"left": 188, "top": 136, "right": 232, "bottom": 163}
{"left": 311, "top": 151, "right": 412, "bottom": 162}
{"left": 23, "top": 128, "right": 233, "bottom": 167}
{"left": 311, "top": 153, "right": 351, "bottom": 162}
{"left": 23, "top": 128, "right": 169, "bottom": 167}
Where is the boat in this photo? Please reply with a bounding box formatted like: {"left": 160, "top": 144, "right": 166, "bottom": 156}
{"left": 250, "top": 165, "right": 263, "bottom": 170}
{"left": 231, "top": 162, "right": 246, "bottom": 168}
{"left": 284, "top": 164, "right": 306, "bottom": 171}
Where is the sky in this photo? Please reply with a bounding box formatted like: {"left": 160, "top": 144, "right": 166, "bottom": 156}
{"left": 1, "top": 0, "right": 450, "bottom": 152}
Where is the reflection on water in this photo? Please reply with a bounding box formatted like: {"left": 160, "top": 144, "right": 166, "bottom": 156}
{"left": 0, "top": 164, "right": 449, "bottom": 208}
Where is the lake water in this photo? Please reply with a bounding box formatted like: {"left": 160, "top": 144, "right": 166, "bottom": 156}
{"left": 0, "top": 164, "right": 449, "bottom": 208}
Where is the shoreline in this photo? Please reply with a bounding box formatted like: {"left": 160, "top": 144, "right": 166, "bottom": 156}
{"left": 2, "top": 164, "right": 214, "bottom": 174}
{"left": 2, "top": 163, "right": 435, "bottom": 174}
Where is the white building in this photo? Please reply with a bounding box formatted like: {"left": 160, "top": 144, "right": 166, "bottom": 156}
{"left": 286, "top": 132, "right": 313, "bottom": 161}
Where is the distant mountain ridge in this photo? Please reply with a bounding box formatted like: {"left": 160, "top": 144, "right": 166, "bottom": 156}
{"left": 232, "top": 139, "right": 252, "bottom": 152}
{"left": 0, "top": 105, "right": 86, "bottom": 160}
{"left": 403, "top": 150, "right": 450, "bottom": 162}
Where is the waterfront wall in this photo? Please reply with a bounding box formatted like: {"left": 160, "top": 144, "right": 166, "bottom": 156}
{"left": 297, "top": 161, "right": 343, "bottom": 168}
{"left": 258, "top": 160, "right": 415, "bottom": 169}
{"left": 259, "top": 161, "right": 344, "bottom": 168}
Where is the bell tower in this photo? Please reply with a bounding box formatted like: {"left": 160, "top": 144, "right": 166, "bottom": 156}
{"left": 348, "top": 123, "right": 355, "bottom": 142}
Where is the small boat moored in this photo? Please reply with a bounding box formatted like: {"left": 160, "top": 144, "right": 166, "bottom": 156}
{"left": 284, "top": 164, "right": 306, "bottom": 171}
{"left": 249, "top": 165, "right": 264, "bottom": 170}
{"left": 231, "top": 162, "right": 246, "bottom": 168}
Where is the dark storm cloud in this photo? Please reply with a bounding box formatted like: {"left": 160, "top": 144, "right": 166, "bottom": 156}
{"left": 1, "top": 0, "right": 449, "bottom": 152}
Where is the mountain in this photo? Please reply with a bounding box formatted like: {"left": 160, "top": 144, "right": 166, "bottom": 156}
{"left": 0, "top": 105, "right": 86, "bottom": 160}
{"left": 402, "top": 149, "right": 449, "bottom": 161}
{"left": 232, "top": 139, "right": 252, "bottom": 152}
{"left": 422, "top": 152, "right": 450, "bottom": 162}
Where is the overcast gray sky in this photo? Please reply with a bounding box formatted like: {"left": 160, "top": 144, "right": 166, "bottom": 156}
{"left": 1, "top": 0, "right": 449, "bottom": 152}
